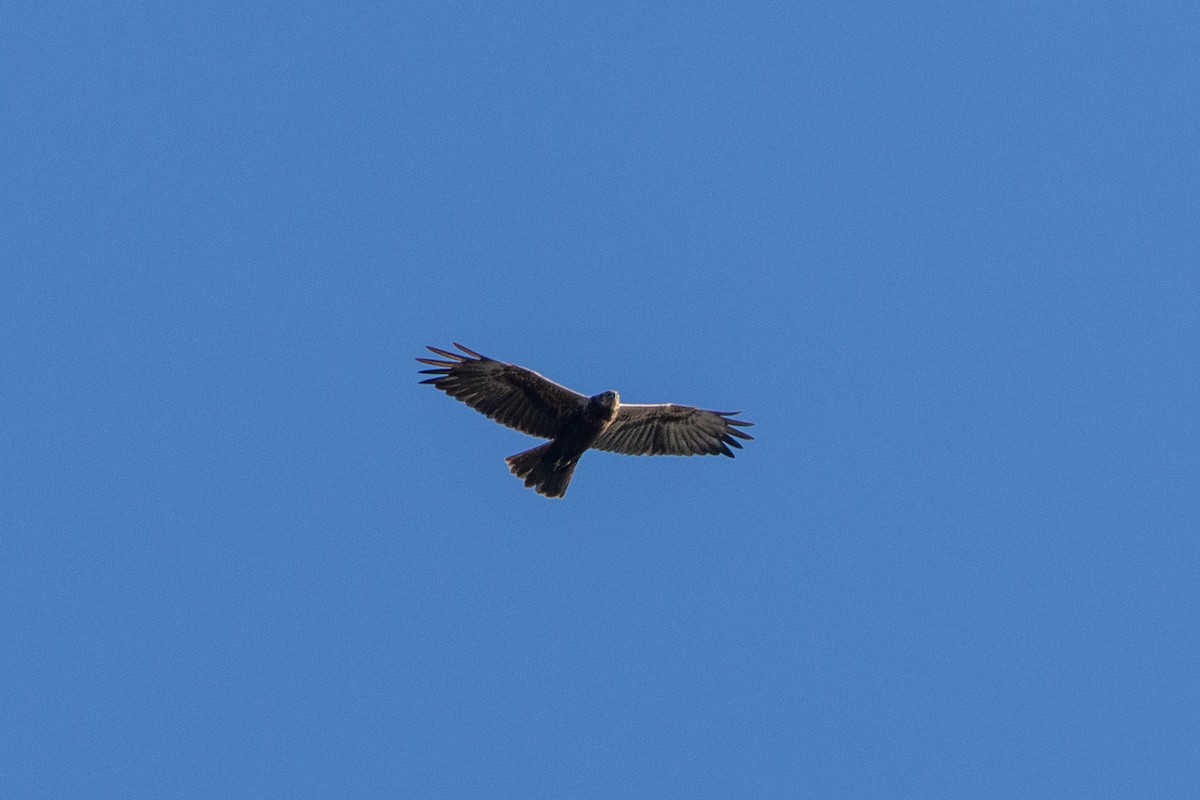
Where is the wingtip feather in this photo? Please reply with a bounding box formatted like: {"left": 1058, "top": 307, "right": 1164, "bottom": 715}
{"left": 453, "top": 342, "right": 485, "bottom": 359}
{"left": 426, "top": 346, "right": 464, "bottom": 361}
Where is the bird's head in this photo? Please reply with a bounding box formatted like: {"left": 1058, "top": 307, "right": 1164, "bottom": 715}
{"left": 592, "top": 390, "right": 620, "bottom": 410}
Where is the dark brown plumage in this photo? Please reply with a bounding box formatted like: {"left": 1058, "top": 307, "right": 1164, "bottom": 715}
{"left": 418, "top": 343, "right": 753, "bottom": 498}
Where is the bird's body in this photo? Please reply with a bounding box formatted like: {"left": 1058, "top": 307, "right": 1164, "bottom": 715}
{"left": 418, "top": 344, "right": 752, "bottom": 498}
{"left": 504, "top": 390, "right": 620, "bottom": 497}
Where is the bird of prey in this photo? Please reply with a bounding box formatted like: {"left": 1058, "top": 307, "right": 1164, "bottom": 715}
{"left": 417, "top": 343, "right": 753, "bottom": 498}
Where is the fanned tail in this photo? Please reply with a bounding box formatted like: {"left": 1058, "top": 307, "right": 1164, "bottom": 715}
{"left": 505, "top": 443, "right": 577, "bottom": 499}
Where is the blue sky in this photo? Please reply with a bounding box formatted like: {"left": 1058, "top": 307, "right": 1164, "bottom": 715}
{"left": 4, "top": 2, "right": 1198, "bottom": 797}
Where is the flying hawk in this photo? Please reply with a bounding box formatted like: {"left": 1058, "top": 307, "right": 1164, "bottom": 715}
{"left": 417, "top": 343, "right": 753, "bottom": 498}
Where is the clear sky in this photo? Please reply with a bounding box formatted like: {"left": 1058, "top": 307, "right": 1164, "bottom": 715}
{"left": 4, "top": 3, "right": 1198, "bottom": 798}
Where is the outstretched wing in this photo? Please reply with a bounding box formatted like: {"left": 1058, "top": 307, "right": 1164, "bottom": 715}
{"left": 417, "top": 343, "right": 586, "bottom": 439}
{"left": 591, "top": 404, "right": 754, "bottom": 457}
